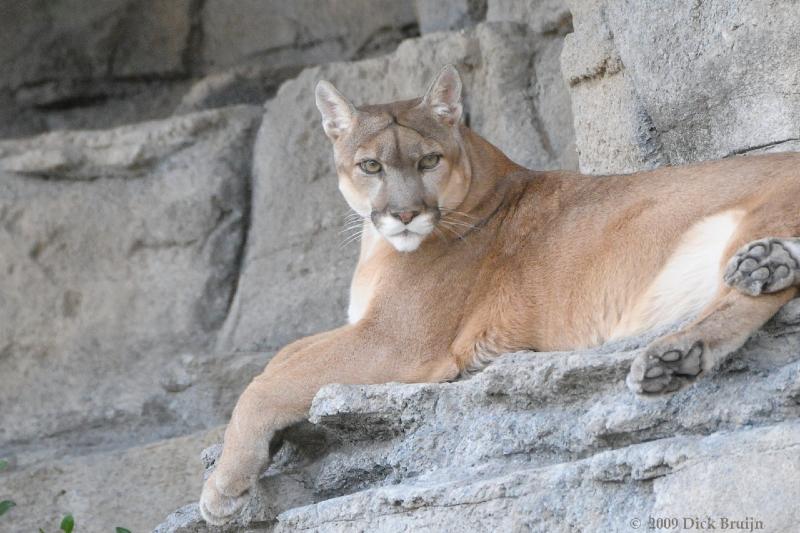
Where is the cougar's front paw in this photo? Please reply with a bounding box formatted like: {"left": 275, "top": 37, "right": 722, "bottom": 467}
{"left": 627, "top": 337, "right": 704, "bottom": 395}
{"left": 199, "top": 472, "right": 250, "bottom": 526}
{"left": 724, "top": 238, "right": 800, "bottom": 296}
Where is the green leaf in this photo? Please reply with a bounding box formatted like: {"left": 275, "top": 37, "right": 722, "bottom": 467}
{"left": 0, "top": 500, "right": 15, "bottom": 516}
{"left": 116, "top": 528, "right": 132, "bottom": 533}
{"left": 0, "top": 459, "right": 7, "bottom": 471}
{"left": 40, "top": 529, "right": 46, "bottom": 533}
{"left": 60, "top": 514, "right": 75, "bottom": 533}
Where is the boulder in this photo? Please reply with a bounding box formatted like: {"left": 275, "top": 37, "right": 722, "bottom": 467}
{"left": 219, "top": 22, "right": 578, "bottom": 353}
{"left": 562, "top": 0, "right": 800, "bottom": 174}
{"left": 488, "top": 0, "right": 573, "bottom": 35}
{"left": 175, "top": 65, "right": 304, "bottom": 115}
{"left": 0, "top": 106, "right": 261, "bottom": 447}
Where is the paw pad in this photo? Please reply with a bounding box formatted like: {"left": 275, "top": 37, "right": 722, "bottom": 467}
{"left": 724, "top": 238, "right": 800, "bottom": 296}
{"left": 627, "top": 340, "right": 704, "bottom": 395}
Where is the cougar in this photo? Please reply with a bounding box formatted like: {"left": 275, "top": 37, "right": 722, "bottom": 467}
{"left": 199, "top": 65, "right": 800, "bottom": 524}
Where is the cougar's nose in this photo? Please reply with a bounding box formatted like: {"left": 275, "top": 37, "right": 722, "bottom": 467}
{"left": 391, "top": 210, "right": 420, "bottom": 224}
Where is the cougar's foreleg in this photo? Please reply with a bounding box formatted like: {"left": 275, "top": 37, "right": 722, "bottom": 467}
{"left": 199, "top": 324, "right": 457, "bottom": 525}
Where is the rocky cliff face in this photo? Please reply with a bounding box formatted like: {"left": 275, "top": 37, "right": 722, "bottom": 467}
{"left": 160, "top": 303, "right": 800, "bottom": 532}
{"left": 0, "top": 0, "right": 419, "bottom": 139}
{"left": 563, "top": 0, "right": 800, "bottom": 174}
{"left": 0, "top": 1, "right": 798, "bottom": 532}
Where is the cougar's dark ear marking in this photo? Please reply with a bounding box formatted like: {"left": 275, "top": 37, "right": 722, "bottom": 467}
{"left": 315, "top": 80, "right": 356, "bottom": 141}
{"left": 422, "top": 64, "right": 463, "bottom": 126}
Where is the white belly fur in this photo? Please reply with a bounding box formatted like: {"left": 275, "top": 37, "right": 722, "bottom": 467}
{"left": 610, "top": 209, "right": 745, "bottom": 340}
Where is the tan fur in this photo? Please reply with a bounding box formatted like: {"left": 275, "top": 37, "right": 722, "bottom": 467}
{"left": 199, "top": 66, "right": 800, "bottom": 524}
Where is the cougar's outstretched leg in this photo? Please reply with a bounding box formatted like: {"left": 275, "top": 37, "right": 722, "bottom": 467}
{"left": 627, "top": 286, "right": 797, "bottom": 394}
{"left": 199, "top": 324, "right": 458, "bottom": 525}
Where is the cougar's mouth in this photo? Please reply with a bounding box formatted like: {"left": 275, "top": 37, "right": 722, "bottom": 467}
{"left": 385, "top": 228, "right": 423, "bottom": 238}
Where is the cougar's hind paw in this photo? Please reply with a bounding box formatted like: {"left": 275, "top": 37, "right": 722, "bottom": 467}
{"left": 724, "top": 238, "right": 800, "bottom": 296}
{"left": 627, "top": 337, "right": 704, "bottom": 395}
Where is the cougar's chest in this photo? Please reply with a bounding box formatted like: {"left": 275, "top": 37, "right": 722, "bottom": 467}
{"left": 348, "top": 225, "right": 382, "bottom": 324}
{"left": 347, "top": 225, "right": 485, "bottom": 328}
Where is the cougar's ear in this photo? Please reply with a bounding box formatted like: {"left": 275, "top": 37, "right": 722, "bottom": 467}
{"left": 315, "top": 80, "right": 356, "bottom": 141}
{"left": 422, "top": 64, "right": 463, "bottom": 126}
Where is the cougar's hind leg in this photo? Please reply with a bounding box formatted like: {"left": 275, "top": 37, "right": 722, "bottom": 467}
{"left": 630, "top": 196, "right": 800, "bottom": 395}
{"left": 722, "top": 184, "right": 800, "bottom": 296}
{"left": 627, "top": 287, "right": 797, "bottom": 394}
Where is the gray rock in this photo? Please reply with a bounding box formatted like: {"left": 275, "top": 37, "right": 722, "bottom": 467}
{"left": 161, "top": 356, "right": 197, "bottom": 393}
{"left": 200, "top": 0, "right": 419, "bottom": 71}
{"left": 0, "top": 0, "right": 420, "bottom": 139}
{"left": 0, "top": 0, "right": 198, "bottom": 138}
{"left": 176, "top": 0, "right": 425, "bottom": 123}
{"left": 156, "top": 299, "right": 800, "bottom": 531}
{"left": 0, "top": 0, "right": 192, "bottom": 93}
{"left": 414, "top": 0, "right": 488, "bottom": 33}
{"left": 2, "top": 427, "right": 222, "bottom": 533}
{"left": 219, "top": 22, "right": 578, "bottom": 354}
{"left": 0, "top": 80, "right": 195, "bottom": 140}
{"left": 276, "top": 421, "right": 800, "bottom": 532}
{"left": 175, "top": 66, "right": 304, "bottom": 116}
{"left": 488, "top": 0, "right": 573, "bottom": 35}
{"left": 487, "top": 0, "right": 578, "bottom": 170}
{"left": 0, "top": 106, "right": 261, "bottom": 448}
{"left": 154, "top": 504, "right": 206, "bottom": 533}
{"left": 562, "top": 0, "right": 800, "bottom": 174}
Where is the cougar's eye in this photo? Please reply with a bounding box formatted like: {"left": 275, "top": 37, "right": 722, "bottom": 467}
{"left": 359, "top": 159, "right": 382, "bottom": 174}
{"left": 418, "top": 154, "right": 441, "bottom": 171}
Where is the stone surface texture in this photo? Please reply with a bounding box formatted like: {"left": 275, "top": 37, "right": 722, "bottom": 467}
{"left": 200, "top": 0, "right": 418, "bottom": 71}
{"left": 562, "top": 0, "right": 800, "bottom": 174}
{"left": 487, "top": 0, "right": 578, "bottom": 170}
{"left": 0, "top": 107, "right": 261, "bottom": 446}
{"left": 0, "top": 1, "right": 798, "bottom": 532}
{"left": 4, "top": 427, "right": 223, "bottom": 533}
{"left": 415, "top": 0, "right": 488, "bottom": 33}
{"left": 0, "top": 107, "right": 262, "bottom": 531}
{"left": 0, "top": 0, "right": 419, "bottom": 139}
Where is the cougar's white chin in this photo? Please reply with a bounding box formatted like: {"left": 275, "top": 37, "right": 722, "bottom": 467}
{"left": 385, "top": 230, "right": 425, "bottom": 252}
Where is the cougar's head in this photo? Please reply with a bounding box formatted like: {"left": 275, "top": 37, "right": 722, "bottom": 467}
{"left": 315, "top": 65, "right": 470, "bottom": 252}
